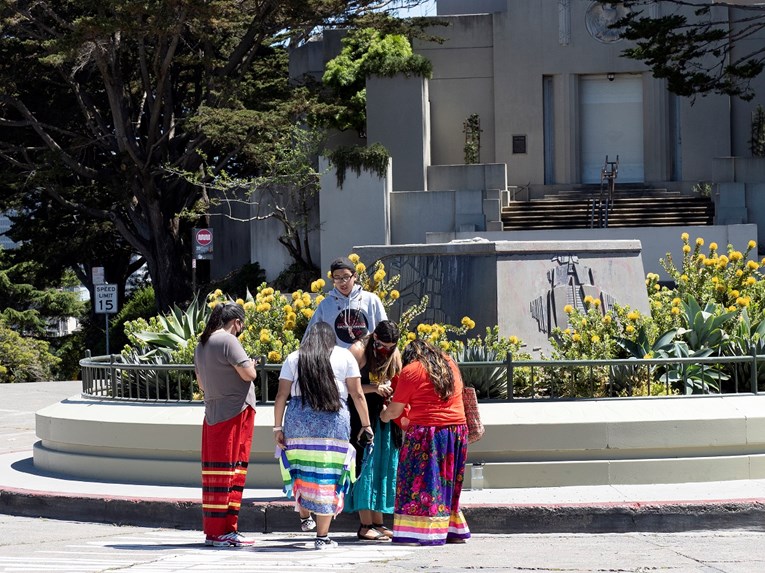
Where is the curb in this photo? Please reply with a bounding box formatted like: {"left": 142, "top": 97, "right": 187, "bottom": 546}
{"left": 3, "top": 489, "right": 765, "bottom": 534}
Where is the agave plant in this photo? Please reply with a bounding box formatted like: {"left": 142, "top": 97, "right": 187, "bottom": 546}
{"left": 614, "top": 322, "right": 728, "bottom": 395}
{"left": 677, "top": 295, "right": 736, "bottom": 352}
{"left": 615, "top": 326, "right": 679, "bottom": 359}
{"left": 118, "top": 296, "right": 212, "bottom": 399}
{"left": 612, "top": 327, "right": 679, "bottom": 396}
{"left": 451, "top": 343, "right": 508, "bottom": 399}
{"left": 129, "top": 295, "right": 210, "bottom": 354}
{"left": 721, "top": 308, "right": 765, "bottom": 392}
{"left": 118, "top": 348, "right": 198, "bottom": 400}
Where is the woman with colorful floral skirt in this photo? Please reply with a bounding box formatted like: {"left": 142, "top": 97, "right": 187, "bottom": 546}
{"left": 380, "top": 339, "right": 471, "bottom": 546}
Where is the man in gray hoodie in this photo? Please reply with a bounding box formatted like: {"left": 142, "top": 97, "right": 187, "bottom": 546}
{"left": 304, "top": 257, "right": 387, "bottom": 348}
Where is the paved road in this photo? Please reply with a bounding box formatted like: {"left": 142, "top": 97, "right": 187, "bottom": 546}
{"left": 0, "top": 380, "right": 81, "bottom": 455}
{"left": 1, "top": 515, "right": 764, "bottom": 572}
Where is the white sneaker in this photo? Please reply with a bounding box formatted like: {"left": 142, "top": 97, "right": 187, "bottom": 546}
{"left": 208, "top": 531, "right": 255, "bottom": 547}
{"left": 314, "top": 537, "right": 338, "bottom": 550}
{"left": 301, "top": 516, "right": 316, "bottom": 532}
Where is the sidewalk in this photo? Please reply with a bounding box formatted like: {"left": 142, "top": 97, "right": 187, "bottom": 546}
{"left": 2, "top": 381, "right": 765, "bottom": 533}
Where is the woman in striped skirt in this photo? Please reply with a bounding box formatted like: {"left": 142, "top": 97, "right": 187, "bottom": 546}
{"left": 273, "top": 322, "right": 372, "bottom": 549}
{"left": 380, "top": 339, "right": 471, "bottom": 546}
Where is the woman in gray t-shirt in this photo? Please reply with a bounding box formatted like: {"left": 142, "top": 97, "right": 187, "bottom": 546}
{"left": 194, "top": 302, "right": 259, "bottom": 548}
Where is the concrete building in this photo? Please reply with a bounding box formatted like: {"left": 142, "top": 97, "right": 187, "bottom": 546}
{"left": 222, "top": 0, "right": 765, "bottom": 283}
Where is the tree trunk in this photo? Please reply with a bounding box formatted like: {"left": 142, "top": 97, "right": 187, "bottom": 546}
{"left": 143, "top": 225, "right": 191, "bottom": 312}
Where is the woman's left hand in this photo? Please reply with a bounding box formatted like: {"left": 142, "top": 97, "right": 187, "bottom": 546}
{"left": 375, "top": 382, "right": 393, "bottom": 398}
{"left": 357, "top": 426, "right": 374, "bottom": 444}
{"left": 274, "top": 430, "right": 286, "bottom": 450}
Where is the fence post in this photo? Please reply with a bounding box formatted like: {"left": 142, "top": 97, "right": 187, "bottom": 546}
{"left": 752, "top": 345, "right": 758, "bottom": 395}
{"left": 82, "top": 349, "right": 91, "bottom": 394}
{"left": 507, "top": 353, "right": 514, "bottom": 400}
{"left": 109, "top": 354, "right": 117, "bottom": 397}
{"left": 259, "top": 354, "right": 268, "bottom": 402}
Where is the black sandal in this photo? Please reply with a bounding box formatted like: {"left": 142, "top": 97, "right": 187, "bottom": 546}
{"left": 357, "top": 524, "right": 388, "bottom": 541}
{"left": 372, "top": 523, "right": 393, "bottom": 539}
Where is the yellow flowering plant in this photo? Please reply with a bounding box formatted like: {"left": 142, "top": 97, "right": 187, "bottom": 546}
{"left": 548, "top": 298, "right": 665, "bottom": 396}
{"left": 352, "top": 257, "right": 402, "bottom": 311}
{"left": 550, "top": 296, "right": 649, "bottom": 360}
{"left": 659, "top": 235, "right": 763, "bottom": 317}
{"left": 206, "top": 284, "right": 307, "bottom": 364}
{"left": 449, "top": 326, "right": 531, "bottom": 398}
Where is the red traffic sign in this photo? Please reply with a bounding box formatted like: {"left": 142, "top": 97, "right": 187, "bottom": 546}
{"left": 193, "top": 228, "right": 213, "bottom": 260}
{"left": 195, "top": 228, "right": 212, "bottom": 246}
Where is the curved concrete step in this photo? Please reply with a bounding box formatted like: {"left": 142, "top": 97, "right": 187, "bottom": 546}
{"left": 34, "top": 394, "right": 765, "bottom": 490}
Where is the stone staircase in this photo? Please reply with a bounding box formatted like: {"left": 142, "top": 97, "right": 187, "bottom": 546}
{"left": 501, "top": 188, "right": 715, "bottom": 231}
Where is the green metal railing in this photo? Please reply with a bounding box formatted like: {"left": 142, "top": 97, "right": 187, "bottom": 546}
{"left": 80, "top": 350, "right": 765, "bottom": 403}
{"left": 80, "top": 352, "right": 278, "bottom": 402}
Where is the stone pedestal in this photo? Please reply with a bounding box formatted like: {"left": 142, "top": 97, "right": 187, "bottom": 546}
{"left": 353, "top": 239, "right": 649, "bottom": 356}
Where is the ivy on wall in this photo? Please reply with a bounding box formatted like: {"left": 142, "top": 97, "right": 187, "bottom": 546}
{"left": 325, "top": 143, "right": 390, "bottom": 188}
{"left": 323, "top": 28, "right": 433, "bottom": 136}
{"left": 463, "top": 113, "right": 482, "bottom": 164}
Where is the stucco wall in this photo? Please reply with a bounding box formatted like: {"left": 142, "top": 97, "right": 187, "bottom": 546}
{"left": 412, "top": 1, "right": 759, "bottom": 190}
{"left": 366, "top": 75, "right": 430, "bottom": 191}
{"left": 318, "top": 156, "right": 391, "bottom": 273}
{"left": 414, "top": 14, "right": 495, "bottom": 168}
{"left": 389, "top": 188, "right": 485, "bottom": 244}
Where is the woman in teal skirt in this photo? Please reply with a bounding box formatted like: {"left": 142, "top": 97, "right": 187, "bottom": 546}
{"left": 345, "top": 320, "right": 403, "bottom": 541}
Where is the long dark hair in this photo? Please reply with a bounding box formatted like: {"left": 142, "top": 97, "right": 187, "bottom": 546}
{"left": 297, "top": 322, "right": 342, "bottom": 412}
{"left": 199, "top": 302, "right": 245, "bottom": 345}
{"left": 363, "top": 320, "right": 402, "bottom": 381}
{"left": 401, "top": 339, "right": 455, "bottom": 401}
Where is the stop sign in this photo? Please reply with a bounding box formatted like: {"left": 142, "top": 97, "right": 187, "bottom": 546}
{"left": 196, "top": 229, "right": 212, "bottom": 246}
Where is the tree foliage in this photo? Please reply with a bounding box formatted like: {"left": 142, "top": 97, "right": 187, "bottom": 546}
{"left": 322, "top": 27, "right": 433, "bottom": 134}
{"left": 604, "top": 1, "right": 765, "bottom": 100}
{"left": 0, "top": 247, "right": 85, "bottom": 336}
{"left": 0, "top": 321, "right": 60, "bottom": 383}
{"left": 1, "top": 187, "right": 144, "bottom": 310}
{"left": 0, "top": 0, "right": 431, "bottom": 312}
{"left": 0, "top": 246, "right": 83, "bottom": 382}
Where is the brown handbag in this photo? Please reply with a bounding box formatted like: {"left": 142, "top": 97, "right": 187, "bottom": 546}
{"left": 462, "top": 386, "right": 485, "bottom": 444}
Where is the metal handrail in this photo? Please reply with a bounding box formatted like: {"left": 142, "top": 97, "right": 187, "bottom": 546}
{"left": 80, "top": 352, "right": 764, "bottom": 403}
{"left": 597, "top": 154, "right": 619, "bottom": 227}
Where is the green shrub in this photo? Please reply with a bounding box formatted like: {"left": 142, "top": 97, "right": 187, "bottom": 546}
{"left": 110, "top": 285, "right": 158, "bottom": 352}
{"left": 0, "top": 321, "right": 60, "bottom": 382}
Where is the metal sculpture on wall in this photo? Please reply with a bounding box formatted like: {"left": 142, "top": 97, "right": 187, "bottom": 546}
{"left": 585, "top": 1, "right": 630, "bottom": 44}
{"left": 530, "top": 254, "right": 616, "bottom": 334}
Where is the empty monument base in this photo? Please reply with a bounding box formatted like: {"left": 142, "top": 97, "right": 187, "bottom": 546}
{"left": 353, "top": 239, "right": 650, "bottom": 357}
{"left": 33, "top": 394, "right": 765, "bottom": 489}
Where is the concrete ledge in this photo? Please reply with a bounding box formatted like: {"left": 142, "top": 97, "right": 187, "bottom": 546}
{"left": 34, "top": 394, "right": 765, "bottom": 489}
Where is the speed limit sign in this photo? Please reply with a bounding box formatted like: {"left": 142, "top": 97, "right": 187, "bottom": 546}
{"left": 94, "top": 284, "right": 118, "bottom": 314}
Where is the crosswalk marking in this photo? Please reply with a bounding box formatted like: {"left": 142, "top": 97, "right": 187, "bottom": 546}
{"left": 0, "top": 531, "right": 413, "bottom": 573}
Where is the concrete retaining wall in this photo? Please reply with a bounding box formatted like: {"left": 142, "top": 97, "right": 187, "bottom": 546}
{"left": 34, "top": 394, "right": 765, "bottom": 489}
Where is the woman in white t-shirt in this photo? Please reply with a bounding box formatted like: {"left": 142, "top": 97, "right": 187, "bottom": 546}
{"left": 273, "top": 322, "right": 372, "bottom": 550}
